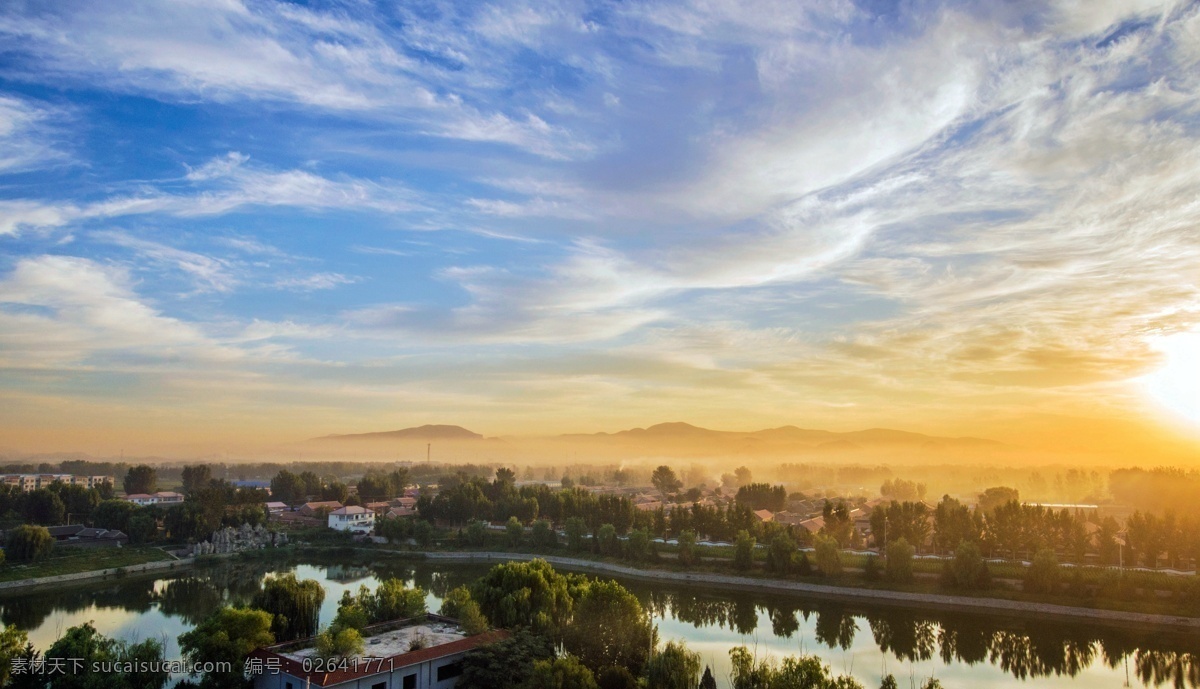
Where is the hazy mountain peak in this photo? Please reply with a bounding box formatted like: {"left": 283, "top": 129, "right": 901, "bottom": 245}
{"left": 313, "top": 425, "right": 483, "bottom": 441}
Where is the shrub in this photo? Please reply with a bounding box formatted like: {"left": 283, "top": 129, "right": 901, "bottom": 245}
{"left": 315, "top": 627, "right": 364, "bottom": 659}
{"left": 532, "top": 520, "right": 557, "bottom": 549}
{"left": 863, "top": 555, "right": 881, "bottom": 582}
{"left": 885, "top": 538, "right": 915, "bottom": 583}
{"left": 506, "top": 517, "right": 524, "bottom": 548}
{"left": 733, "top": 530, "right": 756, "bottom": 571}
{"left": 1025, "top": 548, "right": 1061, "bottom": 594}
{"left": 466, "top": 520, "right": 489, "bottom": 547}
{"left": 565, "top": 517, "right": 587, "bottom": 552}
{"left": 598, "top": 524, "right": 620, "bottom": 556}
{"left": 597, "top": 665, "right": 638, "bottom": 689}
{"left": 944, "top": 540, "right": 991, "bottom": 590}
{"left": 814, "top": 535, "right": 841, "bottom": 576}
{"left": 796, "top": 551, "right": 812, "bottom": 576}
{"left": 626, "top": 528, "right": 650, "bottom": 562}
{"left": 676, "top": 530, "right": 698, "bottom": 566}
{"left": 767, "top": 533, "right": 795, "bottom": 575}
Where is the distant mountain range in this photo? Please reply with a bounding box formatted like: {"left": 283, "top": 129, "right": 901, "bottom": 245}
{"left": 312, "top": 421, "right": 1001, "bottom": 451}
{"left": 312, "top": 425, "right": 484, "bottom": 441}
{"left": 561, "top": 421, "right": 1002, "bottom": 449}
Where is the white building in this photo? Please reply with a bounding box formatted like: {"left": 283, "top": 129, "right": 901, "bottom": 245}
{"left": 328, "top": 505, "right": 376, "bottom": 533}
{"left": 123, "top": 491, "right": 185, "bottom": 506}
{"left": 250, "top": 616, "right": 505, "bottom": 689}
{"left": 0, "top": 474, "right": 113, "bottom": 492}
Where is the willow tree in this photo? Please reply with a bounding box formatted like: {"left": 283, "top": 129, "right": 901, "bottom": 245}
{"left": 252, "top": 574, "right": 326, "bottom": 641}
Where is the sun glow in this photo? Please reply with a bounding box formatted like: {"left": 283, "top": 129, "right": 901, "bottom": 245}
{"left": 1144, "top": 331, "right": 1200, "bottom": 425}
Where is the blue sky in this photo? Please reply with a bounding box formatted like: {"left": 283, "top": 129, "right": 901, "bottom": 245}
{"left": 1, "top": 0, "right": 1199, "bottom": 454}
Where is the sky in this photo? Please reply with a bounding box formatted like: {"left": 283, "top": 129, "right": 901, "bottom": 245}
{"left": 0, "top": 0, "right": 1199, "bottom": 458}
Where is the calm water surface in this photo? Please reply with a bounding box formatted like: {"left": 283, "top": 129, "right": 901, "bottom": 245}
{"left": 0, "top": 556, "right": 1195, "bottom": 689}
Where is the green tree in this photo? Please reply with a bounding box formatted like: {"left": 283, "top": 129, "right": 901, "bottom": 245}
{"left": 977, "top": 486, "right": 1019, "bottom": 514}
{"left": 413, "top": 519, "right": 435, "bottom": 547}
{"left": 466, "top": 520, "right": 489, "bottom": 547}
{"left": 6, "top": 525, "right": 54, "bottom": 562}
{"left": 470, "top": 559, "right": 575, "bottom": 636}
{"left": 252, "top": 573, "right": 326, "bottom": 641}
{"left": 49, "top": 484, "right": 100, "bottom": 524}
{"left": 181, "top": 465, "right": 213, "bottom": 495}
{"left": 314, "top": 627, "right": 364, "bottom": 660}
{"left": 440, "top": 586, "right": 473, "bottom": 618}
{"left": 460, "top": 632, "right": 553, "bottom": 689}
{"left": 178, "top": 607, "right": 274, "bottom": 689}
{"left": 880, "top": 675, "right": 899, "bottom": 689}
{"left": 331, "top": 592, "right": 370, "bottom": 632}
{"left": 944, "top": 540, "right": 991, "bottom": 590}
{"left": 44, "top": 622, "right": 168, "bottom": 689}
{"left": 0, "top": 625, "right": 31, "bottom": 687}
{"left": 532, "top": 520, "right": 557, "bottom": 549}
{"left": 885, "top": 538, "right": 915, "bottom": 583}
{"left": 597, "top": 524, "right": 620, "bottom": 556}
{"left": 643, "top": 640, "right": 700, "bottom": 689}
{"left": 651, "top": 466, "right": 682, "bottom": 497}
{"left": 1025, "top": 548, "right": 1061, "bottom": 594}
{"left": 507, "top": 516, "right": 525, "bottom": 548}
{"left": 626, "top": 528, "right": 650, "bottom": 562}
{"left": 23, "top": 489, "right": 65, "bottom": 525}
{"left": 699, "top": 666, "right": 718, "bottom": 689}
{"left": 767, "top": 532, "right": 796, "bottom": 575}
{"left": 320, "top": 481, "right": 350, "bottom": 503}
{"left": 93, "top": 499, "right": 138, "bottom": 532}
{"left": 677, "top": 530, "right": 698, "bottom": 566}
{"left": 123, "top": 465, "right": 157, "bottom": 495}
{"left": 729, "top": 646, "right": 863, "bottom": 689}
{"left": 127, "top": 513, "right": 157, "bottom": 544}
{"left": 597, "top": 666, "right": 638, "bottom": 689}
{"left": 733, "top": 530, "right": 756, "bottom": 571}
{"left": 366, "top": 579, "right": 427, "bottom": 621}
{"left": 563, "top": 579, "right": 656, "bottom": 676}
{"left": 565, "top": 517, "right": 587, "bottom": 552}
{"left": 814, "top": 535, "right": 842, "bottom": 576}
{"left": 269, "top": 471, "right": 305, "bottom": 506}
{"left": 525, "top": 655, "right": 599, "bottom": 689}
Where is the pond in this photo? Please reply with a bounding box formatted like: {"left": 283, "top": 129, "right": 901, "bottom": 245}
{"left": 0, "top": 555, "right": 1195, "bottom": 688}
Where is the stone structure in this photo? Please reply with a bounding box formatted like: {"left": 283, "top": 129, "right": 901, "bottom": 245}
{"left": 191, "top": 523, "right": 287, "bottom": 556}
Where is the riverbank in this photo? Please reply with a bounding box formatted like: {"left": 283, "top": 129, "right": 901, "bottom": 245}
{"left": 0, "top": 546, "right": 180, "bottom": 585}
{"left": 0, "top": 550, "right": 244, "bottom": 593}
{"left": 2, "top": 544, "right": 1197, "bottom": 633}
{"left": 412, "top": 550, "right": 1200, "bottom": 632}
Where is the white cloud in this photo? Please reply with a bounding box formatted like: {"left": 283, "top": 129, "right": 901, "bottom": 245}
{"left": 0, "top": 152, "right": 420, "bottom": 236}
{"left": 0, "top": 95, "right": 70, "bottom": 173}
{"left": 274, "top": 273, "right": 357, "bottom": 291}
{"left": 0, "top": 255, "right": 234, "bottom": 368}
{"left": 93, "top": 231, "right": 236, "bottom": 293}
{"left": 0, "top": 1, "right": 592, "bottom": 158}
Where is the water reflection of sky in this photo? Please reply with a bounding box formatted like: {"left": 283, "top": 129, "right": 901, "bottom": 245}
{"left": 0, "top": 561, "right": 1184, "bottom": 689}
{"left": 653, "top": 606, "right": 1136, "bottom": 689}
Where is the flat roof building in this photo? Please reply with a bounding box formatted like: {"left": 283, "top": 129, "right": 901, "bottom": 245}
{"left": 249, "top": 615, "right": 507, "bottom": 689}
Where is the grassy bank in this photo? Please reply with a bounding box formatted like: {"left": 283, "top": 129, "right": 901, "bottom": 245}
{"left": 278, "top": 525, "right": 1199, "bottom": 620}
{"left": 0, "top": 546, "right": 175, "bottom": 582}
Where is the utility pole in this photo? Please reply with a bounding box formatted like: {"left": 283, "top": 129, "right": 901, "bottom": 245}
{"left": 427, "top": 443, "right": 431, "bottom": 464}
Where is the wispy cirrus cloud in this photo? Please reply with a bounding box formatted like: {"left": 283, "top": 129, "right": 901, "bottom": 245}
{"left": 0, "top": 1, "right": 594, "bottom": 159}
{"left": 0, "top": 152, "right": 419, "bottom": 236}
{"left": 0, "top": 95, "right": 71, "bottom": 173}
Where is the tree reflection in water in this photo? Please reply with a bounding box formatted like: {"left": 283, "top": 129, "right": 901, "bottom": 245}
{"left": 0, "top": 557, "right": 1195, "bottom": 688}
{"left": 632, "top": 584, "right": 1199, "bottom": 688}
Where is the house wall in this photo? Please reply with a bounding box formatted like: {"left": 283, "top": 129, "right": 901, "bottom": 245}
{"left": 254, "top": 652, "right": 468, "bottom": 689}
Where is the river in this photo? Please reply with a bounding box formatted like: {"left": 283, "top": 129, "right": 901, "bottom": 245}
{"left": 0, "top": 555, "right": 1194, "bottom": 688}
